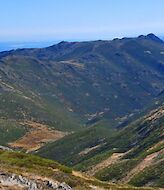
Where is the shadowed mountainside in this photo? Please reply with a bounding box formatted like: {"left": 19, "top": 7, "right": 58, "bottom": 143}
{"left": 0, "top": 33, "right": 164, "bottom": 130}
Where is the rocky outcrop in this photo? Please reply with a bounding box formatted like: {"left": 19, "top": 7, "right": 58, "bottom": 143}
{"left": 0, "top": 145, "right": 13, "bottom": 151}
{"left": 0, "top": 173, "right": 72, "bottom": 190}
{"left": 0, "top": 173, "right": 37, "bottom": 190}
{"left": 47, "top": 181, "right": 72, "bottom": 190}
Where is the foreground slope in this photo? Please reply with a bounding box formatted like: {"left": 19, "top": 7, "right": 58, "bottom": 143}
{"left": 0, "top": 150, "right": 155, "bottom": 190}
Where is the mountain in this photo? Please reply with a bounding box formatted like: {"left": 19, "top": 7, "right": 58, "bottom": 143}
{"left": 0, "top": 33, "right": 164, "bottom": 129}
{"left": 0, "top": 34, "right": 164, "bottom": 189}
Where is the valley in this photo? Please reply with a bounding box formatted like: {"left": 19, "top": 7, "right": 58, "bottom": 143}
{"left": 0, "top": 34, "right": 163, "bottom": 189}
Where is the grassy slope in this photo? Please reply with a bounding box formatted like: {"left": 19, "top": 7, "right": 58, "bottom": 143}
{"left": 0, "top": 79, "right": 83, "bottom": 131}
{"left": 38, "top": 123, "right": 116, "bottom": 165}
{"left": 0, "top": 150, "right": 154, "bottom": 190}
{"left": 0, "top": 119, "right": 28, "bottom": 145}
{"left": 37, "top": 104, "right": 164, "bottom": 188}
{"left": 92, "top": 106, "right": 164, "bottom": 188}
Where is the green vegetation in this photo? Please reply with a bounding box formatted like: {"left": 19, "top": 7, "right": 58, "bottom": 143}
{"left": 0, "top": 150, "right": 72, "bottom": 175}
{"left": 0, "top": 150, "right": 83, "bottom": 189}
{"left": 95, "top": 159, "right": 139, "bottom": 181}
{"left": 0, "top": 34, "right": 163, "bottom": 189}
{"left": 1, "top": 34, "right": 164, "bottom": 133}
{"left": 38, "top": 125, "right": 116, "bottom": 165}
{"left": 37, "top": 105, "right": 164, "bottom": 188}
{"left": 129, "top": 160, "right": 164, "bottom": 187}
{"left": 0, "top": 90, "right": 83, "bottom": 131}
{"left": 0, "top": 150, "right": 153, "bottom": 190}
{"left": 0, "top": 119, "right": 28, "bottom": 145}
{"left": 74, "top": 150, "right": 115, "bottom": 171}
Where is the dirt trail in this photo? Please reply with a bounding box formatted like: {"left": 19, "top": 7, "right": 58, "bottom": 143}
{"left": 9, "top": 121, "right": 68, "bottom": 152}
{"left": 72, "top": 171, "right": 94, "bottom": 181}
{"left": 121, "top": 149, "right": 164, "bottom": 183}
{"left": 78, "top": 144, "right": 103, "bottom": 156}
{"left": 89, "top": 185, "right": 105, "bottom": 190}
{"left": 87, "top": 152, "right": 126, "bottom": 176}
{"left": 72, "top": 171, "right": 108, "bottom": 190}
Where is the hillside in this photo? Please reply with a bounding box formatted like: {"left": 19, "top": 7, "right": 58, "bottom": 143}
{"left": 0, "top": 34, "right": 164, "bottom": 130}
{"left": 38, "top": 104, "right": 164, "bottom": 188}
{"left": 0, "top": 150, "right": 156, "bottom": 190}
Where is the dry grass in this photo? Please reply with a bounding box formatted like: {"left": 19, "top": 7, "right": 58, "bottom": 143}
{"left": 86, "top": 152, "right": 126, "bottom": 176}
{"left": 9, "top": 121, "right": 68, "bottom": 152}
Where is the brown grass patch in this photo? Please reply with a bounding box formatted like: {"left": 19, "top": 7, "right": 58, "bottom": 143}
{"left": 9, "top": 121, "right": 68, "bottom": 152}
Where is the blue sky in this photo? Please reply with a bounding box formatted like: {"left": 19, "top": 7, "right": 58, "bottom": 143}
{"left": 0, "top": 0, "right": 164, "bottom": 41}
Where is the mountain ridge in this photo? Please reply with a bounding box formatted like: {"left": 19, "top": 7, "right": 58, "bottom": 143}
{"left": 0, "top": 33, "right": 163, "bottom": 189}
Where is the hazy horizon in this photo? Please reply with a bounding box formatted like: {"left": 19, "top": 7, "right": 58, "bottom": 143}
{"left": 0, "top": 0, "right": 164, "bottom": 42}
{"left": 0, "top": 33, "right": 164, "bottom": 52}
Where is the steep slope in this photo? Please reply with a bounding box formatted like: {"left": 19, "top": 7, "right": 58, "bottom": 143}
{"left": 0, "top": 34, "right": 164, "bottom": 131}
{"left": 0, "top": 77, "right": 82, "bottom": 131}
{"left": 38, "top": 103, "right": 164, "bottom": 188}
{"left": 92, "top": 105, "right": 164, "bottom": 187}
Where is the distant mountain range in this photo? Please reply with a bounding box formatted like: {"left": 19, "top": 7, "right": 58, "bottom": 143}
{"left": 0, "top": 33, "right": 163, "bottom": 189}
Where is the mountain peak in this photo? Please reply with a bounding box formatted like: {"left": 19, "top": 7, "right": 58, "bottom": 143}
{"left": 138, "top": 33, "right": 163, "bottom": 43}
{"left": 146, "top": 33, "right": 163, "bottom": 42}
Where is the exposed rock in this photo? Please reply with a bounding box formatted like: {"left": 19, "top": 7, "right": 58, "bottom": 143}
{"left": 0, "top": 173, "right": 72, "bottom": 190}
{"left": 0, "top": 145, "right": 13, "bottom": 151}
{"left": 58, "top": 182, "right": 72, "bottom": 190}
{"left": 0, "top": 173, "right": 37, "bottom": 190}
